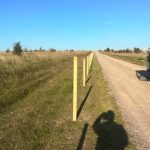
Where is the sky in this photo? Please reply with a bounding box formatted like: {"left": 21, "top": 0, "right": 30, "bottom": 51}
{"left": 0, "top": 0, "right": 150, "bottom": 51}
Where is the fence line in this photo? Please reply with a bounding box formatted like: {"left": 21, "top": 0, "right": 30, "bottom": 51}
{"left": 73, "top": 52, "right": 94, "bottom": 121}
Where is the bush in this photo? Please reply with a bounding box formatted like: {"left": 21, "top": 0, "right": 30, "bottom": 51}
{"left": 6, "top": 49, "right": 10, "bottom": 53}
{"left": 134, "top": 47, "right": 142, "bottom": 53}
{"left": 13, "top": 42, "right": 23, "bottom": 55}
{"left": 49, "top": 48, "right": 56, "bottom": 52}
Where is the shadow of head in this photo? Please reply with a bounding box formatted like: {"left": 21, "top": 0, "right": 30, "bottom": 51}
{"left": 102, "top": 110, "right": 114, "bottom": 123}
{"left": 93, "top": 110, "right": 128, "bottom": 150}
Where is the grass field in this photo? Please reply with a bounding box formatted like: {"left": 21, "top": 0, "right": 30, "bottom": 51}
{"left": 102, "top": 52, "right": 147, "bottom": 66}
{"left": 0, "top": 52, "right": 86, "bottom": 109}
{"left": 0, "top": 52, "right": 134, "bottom": 149}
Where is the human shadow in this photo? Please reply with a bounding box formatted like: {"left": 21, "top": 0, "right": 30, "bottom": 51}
{"left": 136, "top": 70, "right": 150, "bottom": 81}
{"left": 86, "top": 75, "right": 92, "bottom": 84}
{"left": 77, "top": 85, "right": 93, "bottom": 118}
{"left": 76, "top": 123, "right": 88, "bottom": 150}
{"left": 93, "top": 110, "right": 128, "bottom": 150}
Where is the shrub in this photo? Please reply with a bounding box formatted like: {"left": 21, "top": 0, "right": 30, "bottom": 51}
{"left": 6, "top": 49, "right": 10, "bottom": 53}
{"left": 13, "top": 42, "right": 23, "bottom": 55}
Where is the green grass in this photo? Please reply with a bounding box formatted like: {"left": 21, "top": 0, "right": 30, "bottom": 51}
{"left": 0, "top": 53, "right": 135, "bottom": 149}
{"left": 103, "top": 52, "right": 146, "bottom": 66}
{"left": 0, "top": 52, "right": 75, "bottom": 109}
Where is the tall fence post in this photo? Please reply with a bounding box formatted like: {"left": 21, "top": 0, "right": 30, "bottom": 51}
{"left": 89, "top": 54, "right": 91, "bottom": 69}
{"left": 90, "top": 52, "right": 93, "bottom": 68}
{"left": 83, "top": 58, "right": 86, "bottom": 86}
{"left": 91, "top": 53, "right": 92, "bottom": 68}
{"left": 90, "top": 53, "right": 92, "bottom": 67}
{"left": 73, "top": 56, "right": 77, "bottom": 121}
{"left": 88, "top": 55, "right": 90, "bottom": 72}
{"left": 86, "top": 56, "right": 88, "bottom": 76}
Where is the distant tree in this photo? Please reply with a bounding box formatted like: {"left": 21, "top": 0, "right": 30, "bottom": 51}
{"left": 117, "top": 50, "right": 122, "bottom": 53}
{"left": 111, "top": 49, "right": 114, "bottom": 52}
{"left": 39, "top": 47, "right": 43, "bottom": 52}
{"left": 49, "top": 48, "right": 56, "bottom": 52}
{"left": 13, "top": 42, "right": 23, "bottom": 55}
{"left": 24, "top": 48, "right": 28, "bottom": 52}
{"left": 134, "top": 47, "right": 142, "bottom": 53}
{"left": 70, "top": 49, "right": 74, "bottom": 52}
{"left": 125, "top": 49, "right": 132, "bottom": 53}
{"left": 104, "top": 48, "right": 110, "bottom": 52}
{"left": 122, "top": 49, "right": 126, "bottom": 53}
{"left": 125, "top": 49, "right": 129, "bottom": 53}
{"left": 34, "top": 49, "right": 38, "bottom": 52}
{"left": 6, "top": 48, "right": 10, "bottom": 53}
{"left": 28, "top": 49, "right": 33, "bottom": 52}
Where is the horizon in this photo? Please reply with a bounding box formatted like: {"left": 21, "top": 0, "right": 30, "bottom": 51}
{"left": 1, "top": 0, "right": 150, "bottom": 50}
{"left": 1, "top": 45, "right": 149, "bottom": 52}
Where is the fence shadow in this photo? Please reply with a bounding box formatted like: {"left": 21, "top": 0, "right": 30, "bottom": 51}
{"left": 86, "top": 75, "right": 92, "bottom": 85}
{"left": 89, "top": 67, "right": 93, "bottom": 74}
{"left": 93, "top": 110, "right": 128, "bottom": 150}
{"left": 76, "top": 123, "right": 88, "bottom": 150}
{"left": 77, "top": 85, "right": 93, "bottom": 118}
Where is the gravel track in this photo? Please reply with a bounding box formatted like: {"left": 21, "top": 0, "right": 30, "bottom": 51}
{"left": 96, "top": 52, "right": 150, "bottom": 150}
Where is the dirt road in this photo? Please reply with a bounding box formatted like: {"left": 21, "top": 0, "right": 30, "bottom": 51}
{"left": 96, "top": 52, "right": 150, "bottom": 150}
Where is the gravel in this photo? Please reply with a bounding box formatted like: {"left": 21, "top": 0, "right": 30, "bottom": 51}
{"left": 96, "top": 52, "right": 150, "bottom": 150}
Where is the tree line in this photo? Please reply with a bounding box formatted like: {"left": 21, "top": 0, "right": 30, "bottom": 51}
{"left": 99, "top": 47, "right": 149, "bottom": 53}
{"left": 3, "top": 42, "right": 149, "bottom": 55}
{"left": 4, "top": 42, "right": 76, "bottom": 55}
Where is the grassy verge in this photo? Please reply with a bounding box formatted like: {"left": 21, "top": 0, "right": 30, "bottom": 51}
{"left": 0, "top": 53, "right": 135, "bottom": 149}
{"left": 103, "top": 52, "right": 146, "bottom": 66}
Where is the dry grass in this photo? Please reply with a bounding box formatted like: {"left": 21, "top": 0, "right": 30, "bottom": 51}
{"left": 0, "top": 52, "right": 88, "bottom": 108}
{"left": 109, "top": 52, "right": 146, "bottom": 57}
{"left": 103, "top": 52, "right": 147, "bottom": 66}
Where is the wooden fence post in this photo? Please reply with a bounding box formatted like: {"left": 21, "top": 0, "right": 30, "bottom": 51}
{"left": 88, "top": 55, "right": 90, "bottom": 72}
{"left": 86, "top": 56, "right": 88, "bottom": 76}
{"left": 83, "top": 58, "right": 86, "bottom": 86}
{"left": 89, "top": 54, "right": 91, "bottom": 69}
{"left": 73, "top": 56, "right": 77, "bottom": 121}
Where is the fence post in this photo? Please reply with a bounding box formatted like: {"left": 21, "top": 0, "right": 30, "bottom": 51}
{"left": 88, "top": 55, "right": 90, "bottom": 72}
{"left": 83, "top": 58, "right": 86, "bottom": 86}
{"left": 89, "top": 54, "right": 91, "bottom": 69}
{"left": 90, "top": 53, "right": 92, "bottom": 67}
{"left": 73, "top": 56, "right": 77, "bottom": 121}
{"left": 86, "top": 56, "right": 88, "bottom": 76}
{"left": 91, "top": 53, "right": 93, "bottom": 66}
{"left": 90, "top": 53, "right": 92, "bottom": 68}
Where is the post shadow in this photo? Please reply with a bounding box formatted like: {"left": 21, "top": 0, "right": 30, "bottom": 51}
{"left": 76, "top": 123, "right": 88, "bottom": 150}
{"left": 89, "top": 67, "right": 92, "bottom": 74}
{"left": 77, "top": 85, "right": 93, "bottom": 118}
{"left": 86, "top": 75, "right": 92, "bottom": 84}
{"left": 93, "top": 110, "right": 128, "bottom": 150}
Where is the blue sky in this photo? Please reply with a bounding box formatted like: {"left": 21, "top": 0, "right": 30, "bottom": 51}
{"left": 0, "top": 0, "right": 150, "bottom": 50}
